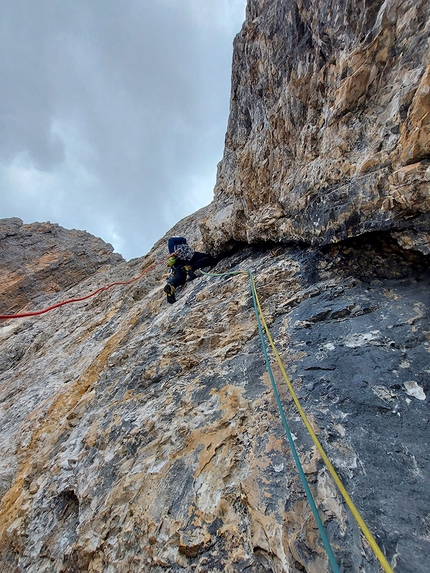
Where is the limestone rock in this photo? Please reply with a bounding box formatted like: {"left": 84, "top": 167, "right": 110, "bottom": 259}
{"left": 0, "top": 215, "right": 429, "bottom": 572}
{"left": 0, "top": 218, "right": 123, "bottom": 315}
{"left": 1, "top": 0, "right": 430, "bottom": 571}
{"left": 201, "top": 0, "right": 430, "bottom": 254}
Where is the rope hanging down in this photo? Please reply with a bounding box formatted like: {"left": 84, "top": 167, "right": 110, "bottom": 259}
{"left": 203, "top": 269, "right": 394, "bottom": 573}
{"left": 0, "top": 257, "right": 168, "bottom": 320}
{"left": 249, "top": 273, "right": 395, "bottom": 573}
{"left": 249, "top": 272, "right": 341, "bottom": 573}
{"left": 203, "top": 269, "right": 340, "bottom": 572}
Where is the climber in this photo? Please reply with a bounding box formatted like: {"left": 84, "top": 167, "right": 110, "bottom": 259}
{"left": 164, "top": 236, "right": 216, "bottom": 304}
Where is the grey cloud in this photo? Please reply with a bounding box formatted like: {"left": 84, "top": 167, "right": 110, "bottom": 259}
{"left": 0, "top": 0, "right": 246, "bottom": 259}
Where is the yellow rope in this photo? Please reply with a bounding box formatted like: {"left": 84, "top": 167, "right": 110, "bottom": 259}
{"left": 250, "top": 274, "right": 395, "bottom": 573}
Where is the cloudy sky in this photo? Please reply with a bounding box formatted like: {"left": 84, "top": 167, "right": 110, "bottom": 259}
{"left": 0, "top": 0, "right": 246, "bottom": 260}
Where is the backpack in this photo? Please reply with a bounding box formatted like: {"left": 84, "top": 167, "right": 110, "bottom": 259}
{"left": 168, "top": 236, "right": 187, "bottom": 254}
{"left": 175, "top": 243, "right": 195, "bottom": 261}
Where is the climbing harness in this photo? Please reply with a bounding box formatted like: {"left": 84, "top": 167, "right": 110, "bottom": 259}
{"left": 202, "top": 269, "right": 394, "bottom": 573}
{"left": 0, "top": 257, "right": 169, "bottom": 320}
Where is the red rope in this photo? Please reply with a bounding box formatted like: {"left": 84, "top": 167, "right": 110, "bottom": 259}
{"left": 0, "top": 257, "right": 168, "bottom": 320}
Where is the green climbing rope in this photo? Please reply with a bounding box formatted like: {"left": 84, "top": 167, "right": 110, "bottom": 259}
{"left": 203, "top": 269, "right": 340, "bottom": 572}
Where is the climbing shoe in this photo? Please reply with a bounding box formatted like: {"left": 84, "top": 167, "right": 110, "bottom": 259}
{"left": 164, "top": 283, "right": 176, "bottom": 304}
{"left": 185, "top": 265, "right": 197, "bottom": 280}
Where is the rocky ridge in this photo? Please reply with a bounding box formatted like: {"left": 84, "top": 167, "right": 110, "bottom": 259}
{"left": 0, "top": 218, "right": 123, "bottom": 315}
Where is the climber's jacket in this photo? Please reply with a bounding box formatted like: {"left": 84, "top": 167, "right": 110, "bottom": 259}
{"left": 165, "top": 236, "right": 216, "bottom": 290}
{"left": 167, "top": 237, "right": 195, "bottom": 270}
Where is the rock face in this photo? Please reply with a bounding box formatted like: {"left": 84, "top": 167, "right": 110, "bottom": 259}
{"left": 201, "top": 0, "right": 430, "bottom": 254}
{"left": 0, "top": 218, "right": 123, "bottom": 315}
{"left": 1, "top": 1, "right": 429, "bottom": 572}
{"left": 0, "top": 216, "right": 429, "bottom": 573}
